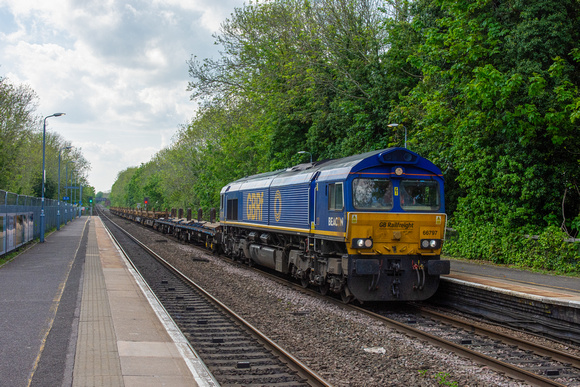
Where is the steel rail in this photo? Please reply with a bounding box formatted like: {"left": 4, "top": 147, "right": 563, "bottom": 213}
{"left": 98, "top": 208, "right": 331, "bottom": 387}
{"left": 413, "top": 306, "right": 580, "bottom": 369}
{"left": 346, "top": 304, "right": 567, "bottom": 387}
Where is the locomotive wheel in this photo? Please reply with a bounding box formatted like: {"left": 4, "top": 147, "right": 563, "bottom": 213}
{"left": 319, "top": 282, "right": 330, "bottom": 296}
{"left": 300, "top": 277, "right": 309, "bottom": 288}
{"left": 341, "top": 286, "right": 354, "bottom": 304}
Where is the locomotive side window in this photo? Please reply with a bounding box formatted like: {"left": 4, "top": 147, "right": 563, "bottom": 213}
{"left": 400, "top": 180, "right": 440, "bottom": 211}
{"left": 352, "top": 178, "right": 393, "bottom": 210}
{"left": 328, "top": 183, "right": 343, "bottom": 211}
{"left": 226, "top": 198, "right": 238, "bottom": 220}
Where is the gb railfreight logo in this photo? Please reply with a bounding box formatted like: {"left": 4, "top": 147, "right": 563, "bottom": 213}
{"left": 379, "top": 221, "right": 414, "bottom": 229}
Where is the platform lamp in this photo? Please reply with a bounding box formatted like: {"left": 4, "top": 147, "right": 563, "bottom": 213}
{"left": 40, "top": 112, "right": 66, "bottom": 243}
{"left": 57, "top": 145, "right": 72, "bottom": 231}
{"left": 297, "top": 150, "right": 312, "bottom": 163}
{"left": 387, "top": 123, "right": 407, "bottom": 149}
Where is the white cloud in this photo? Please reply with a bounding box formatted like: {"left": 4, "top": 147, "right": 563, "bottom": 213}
{"left": 0, "top": 0, "right": 246, "bottom": 192}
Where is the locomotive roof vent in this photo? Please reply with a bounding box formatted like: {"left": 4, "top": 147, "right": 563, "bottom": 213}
{"left": 287, "top": 162, "right": 313, "bottom": 172}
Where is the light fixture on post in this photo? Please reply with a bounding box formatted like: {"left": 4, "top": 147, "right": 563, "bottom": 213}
{"left": 297, "top": 150, "right": 312, "bottom": 163}
{"left": 387, "top": 123, "right": 407, "bottom": 149}
{"left": 40, "top": 112, "right": 66, "bottom": 243}
{"left": 57, "top": 145, "right": 72, "bottom": 231}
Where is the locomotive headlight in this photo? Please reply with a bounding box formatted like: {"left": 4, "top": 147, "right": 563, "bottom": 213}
{"left": 353, "top": 238, "right": 373, "bottom": 249}
{"left": 421, "top": 239, "right": 441, "bottom": 249}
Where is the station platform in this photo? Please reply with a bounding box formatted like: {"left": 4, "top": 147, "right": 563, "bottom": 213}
{"left": 445, "top": 259, "right": 580, "bottom": 307}
{"left": 0, "top": 216, "right": 217, "bottom": 387}
{"left": 438, "top": 258, "right": 580, "bottom": 343}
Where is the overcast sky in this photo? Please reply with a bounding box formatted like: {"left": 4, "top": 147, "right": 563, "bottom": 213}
{"left": 0, "top": 0, "right": 244, "bottom": 193}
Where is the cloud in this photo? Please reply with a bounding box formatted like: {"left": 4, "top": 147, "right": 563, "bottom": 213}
{"left": 0, "top": 0, "right": 246, "bottom": 191}
{"left": 76, "top": 139, "right": 159, "bottom": 191}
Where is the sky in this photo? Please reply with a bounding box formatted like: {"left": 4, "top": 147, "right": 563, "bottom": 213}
{"left": 0, "top": 0, "right": 244, "bottom": 193}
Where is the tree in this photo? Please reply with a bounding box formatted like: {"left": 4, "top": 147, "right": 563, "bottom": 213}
{"left": 0, "top": 77, "right": 39, "bottom": 190}
{"left": 400, "top": 0, "right": 580, "bottom": 261}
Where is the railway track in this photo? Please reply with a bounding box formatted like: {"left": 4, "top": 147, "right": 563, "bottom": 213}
{"left": 265, "top": 276, "right": 580, "bottom": 386}
{"left": 212, "top": 250, "right": 580, "bottom": 386}
{"left": 259, "top": 269, "right": 580, "bottom": 386}
{"left": 97, "top": 208, "right": 330, "bottom": 387}
{"left": 365, "top": 305, "right": 580, "bottom": 386}
{"left": 102, "top": 207, "right": 580, "bottom": 386}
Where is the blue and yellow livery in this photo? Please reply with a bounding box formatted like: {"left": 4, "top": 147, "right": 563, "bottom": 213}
{"left": 219, "top": 147, "right": 449, "bottom": 302}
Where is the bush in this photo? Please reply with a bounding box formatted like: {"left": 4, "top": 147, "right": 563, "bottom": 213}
{"left": 444, "top": 224, "right": 580, "bottom": 274}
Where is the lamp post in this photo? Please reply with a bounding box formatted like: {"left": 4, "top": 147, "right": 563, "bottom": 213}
{"left": 387, "top": 123, "right": 407, "bottom": 149}
{"left": 57, "top": 146, "right": 72, "bottom": 231}
{"left": 79, "top": 176, "right": 83, "bottom": 218}
{"left": 40, "top": 112, "right": 66, "bottom": 243}
{"left": 297, "top": 150, "right": 312, "bottom": 163}
{"left": 65, "top": 161, "right": 73, "bottom": 223}
{"left": 74, "top": 173, "right": 80, "bottom": 218}
{"left": 72, "top": 171, "right": 76, "bottom": 217}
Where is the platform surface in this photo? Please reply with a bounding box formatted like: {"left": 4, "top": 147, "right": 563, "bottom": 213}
{"left": 445, "top": 258, "right": 580, "bottom": 306}
{"left": 0, "top": 216, "right": 216, "bottom": 387}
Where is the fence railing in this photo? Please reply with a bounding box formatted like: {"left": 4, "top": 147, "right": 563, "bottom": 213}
{"left": 0, "top": 189, "right": 80, "bottom": 256}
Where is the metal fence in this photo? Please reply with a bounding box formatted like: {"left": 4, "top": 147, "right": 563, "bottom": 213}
{"left": 0, "top": 189, "right": 80, "bottom": 256}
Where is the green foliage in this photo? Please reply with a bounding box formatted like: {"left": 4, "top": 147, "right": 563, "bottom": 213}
{"left": 436, "top": 372, "right": 458, "bottom": 387}
{"left": 418, "top": 370, "right": 458, "bottom": 387}
{"left": 110, "top": 167, "right": 138, "bottom": 207}
{"left": 109, "top": 0, "right": 580, "bottom": 270}
{"left": 446, "top": 225, "right": 580, "bottom": 274}
{"left": 0, "top": 76, "right": 90, "bottom": 197}
{"left": 404, "top": 0, "right": 580, "bottom": 266}
{"left": 0, "top": 78, "right": 37, "bottom": 189}
{"left": 32, "top": 175, "right": 57, "bottom": 199}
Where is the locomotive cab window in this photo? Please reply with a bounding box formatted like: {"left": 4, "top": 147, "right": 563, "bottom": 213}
{"left": 226, "top": 198, "right": 238, "bottom": 220}
{"left": 352, "top": 178, "right": 393, "bottom": 210}
{"left": 328, "top": 183, "right": 343, "bottom": 211}
{"left": 400, "top": 180, "right": 440, "bottom": 211}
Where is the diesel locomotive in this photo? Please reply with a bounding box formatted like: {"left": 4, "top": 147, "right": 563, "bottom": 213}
{"left": 111, "top": 147, "right": 449, "bottom": 302}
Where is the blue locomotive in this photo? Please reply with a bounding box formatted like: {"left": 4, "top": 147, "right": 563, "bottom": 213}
{"left": 219, "top": 147, "right": 449, "bottom": 302}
